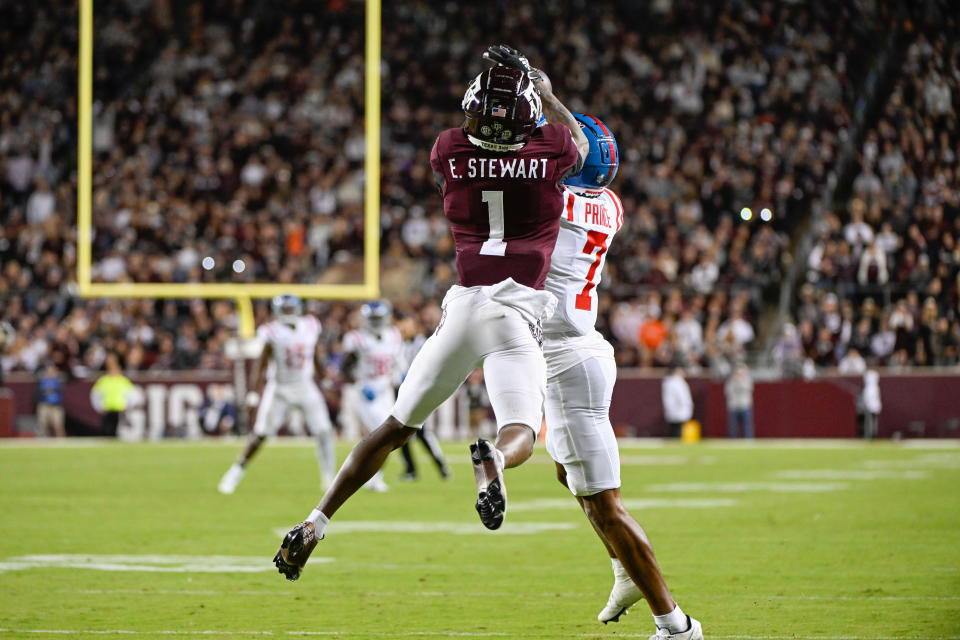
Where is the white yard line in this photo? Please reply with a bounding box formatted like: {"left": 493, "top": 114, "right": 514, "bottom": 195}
{"left": 644, "top": 481, "right": 849, "bottom": 493}
{"left": 619, "top": 454, "right": 717, "bottom": 465}
{"left": 774, "top": 469, "right": 928, "bottom": 480}
{"left": 0, "top": 554, "right": 331, "bottom": 574}
{"left": 862, "top": 453, "right": 960, "bottom": 470}
{"left": 509, "top": 497, "right": 737, "bottom": 511}
{"left": 274, "top": 521, "right": 577, "bottom": 537}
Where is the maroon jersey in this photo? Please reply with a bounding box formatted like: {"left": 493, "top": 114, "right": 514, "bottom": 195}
{"left": 430, "top": 123, "right": 580, "bottom": 289}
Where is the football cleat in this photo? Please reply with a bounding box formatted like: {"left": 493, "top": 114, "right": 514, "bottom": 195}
{"left": 470, "top": 439, "right": 506, "bottom": 530}
{"left": 649, "top": 617, "right": 704, "bottom": 640}
{"left": 217, "top": 464, "right": 244, "bottom": 495}
{"left": 273, "top": 521, "right": 321, "bottom": 582}
{"left": 598, "top": 574, "right": 643, "bottom": 623}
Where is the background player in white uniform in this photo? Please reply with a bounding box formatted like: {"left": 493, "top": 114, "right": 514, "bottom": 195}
{"left": 396, "top": 313, "right": 451, "bottom": 481}
{"left": 340, "top": 301, "right": 404, "bottom": 492}
{"left": 272, "top": 45, "right": 589, "bottom": 582}
{"left": 218, "top": 295, "right": 336, "bottom": 494}
{"left": 542, "top": 114, "right": 702, "bottom": 639}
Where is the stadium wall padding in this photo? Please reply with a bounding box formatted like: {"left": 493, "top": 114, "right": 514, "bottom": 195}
{"left": 3, "top": 372, "right": 960, "bottom": 439}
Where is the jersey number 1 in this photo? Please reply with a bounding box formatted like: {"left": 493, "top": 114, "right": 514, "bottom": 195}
{"left": 479, "top": 191, "right": 507, "bottom": 256}
{"left": 574, "top": 231, "right": 609, "bottom": 311}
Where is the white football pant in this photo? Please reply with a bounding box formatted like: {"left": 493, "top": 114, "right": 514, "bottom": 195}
{"left": 392, "top": 284, "right": 549, "bottom": 433}
{"left": 544, "top": 350, "right": 621, "bottom": 497}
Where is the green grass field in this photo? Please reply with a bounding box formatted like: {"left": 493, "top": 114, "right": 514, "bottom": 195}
{"left": 0, "top": 438, "right": 958, "bottom": 639}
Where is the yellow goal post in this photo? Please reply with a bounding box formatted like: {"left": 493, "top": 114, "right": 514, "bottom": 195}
{"left": 76, "top": 0, "right": 382, "bottom": 340}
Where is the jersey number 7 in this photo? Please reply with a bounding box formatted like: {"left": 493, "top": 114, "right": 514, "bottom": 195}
{"left": 574, "top": 230, "right": 609, "bottom": 311}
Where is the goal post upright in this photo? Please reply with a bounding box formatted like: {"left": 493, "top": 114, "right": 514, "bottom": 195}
{"left": 364, "top": 0, "right": 382, "bottom": 299}
{"left": 77, "top": 0, "right": 93, "bottom": 297}
{"left": 75, "top": 0, "right": 383, "bottom": 315}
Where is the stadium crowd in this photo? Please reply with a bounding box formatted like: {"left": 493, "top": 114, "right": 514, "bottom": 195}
{"left": 790, "top": 13, "right": 960, "bottom": 370}
{"left": 0, "top": 0, "right": 918, "bottom": 380}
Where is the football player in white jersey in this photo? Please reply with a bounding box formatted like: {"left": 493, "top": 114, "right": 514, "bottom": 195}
{"left": 340, "top": 300, "right": 405, "bottom": 493}
{"left": 218, "top": 295, "right": 337, "bottom": 494}
{"left": 542, "top": 114, "right": 702, "bottom": 639}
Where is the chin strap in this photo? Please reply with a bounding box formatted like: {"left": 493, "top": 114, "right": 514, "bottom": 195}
{"left": 466, "top": 134, "right": 526, "bottom": 152}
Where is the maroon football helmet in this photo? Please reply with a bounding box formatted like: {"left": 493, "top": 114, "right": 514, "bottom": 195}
{"left": 462, "top": 66, "right": 543, "bottom": 152}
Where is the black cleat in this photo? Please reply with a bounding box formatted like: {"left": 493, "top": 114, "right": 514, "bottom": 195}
{"left": 470, "top": 439, "right": 506, "bottom": 530}
{"left": 273, "top": 521, "right": 320, "bottom": 582}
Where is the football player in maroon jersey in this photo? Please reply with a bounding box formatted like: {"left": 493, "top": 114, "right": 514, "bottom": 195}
{"left": 273, "top": 45, "right": 588, "bottom": 582}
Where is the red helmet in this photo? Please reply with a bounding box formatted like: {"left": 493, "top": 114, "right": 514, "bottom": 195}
{"left": 462, "top": 66, "right": 542, "bottom": 152}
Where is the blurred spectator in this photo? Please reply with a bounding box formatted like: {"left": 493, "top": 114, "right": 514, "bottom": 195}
{"left": 724, "top": 362, "right": 754, "bottom": 439}
{"left": 36, "top": 362, "right": 66, "bottom": 437}
{"left": 661, "top": 366, "right": 693, "bottom": 438}
{"left": 90, "top": 353, "right": 135, "bottom": 437}
{"left": 772, "top": 323, "right": 804, "bottom": 378}
{"left": 199, "top": 385, "right": 237, "bottom": 435}
{"left": 838, "top": 348, "right": 868, "bottom": 375}
{"left": 860, "top": 369, "right": 882, "bottom": 439}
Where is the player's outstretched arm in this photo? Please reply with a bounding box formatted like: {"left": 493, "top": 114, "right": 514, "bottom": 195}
{"left": 483, "top": 44, "right": 588, "bottom": 161}
{"left": 536, "top": 80, "right": 589, "bottom": 162}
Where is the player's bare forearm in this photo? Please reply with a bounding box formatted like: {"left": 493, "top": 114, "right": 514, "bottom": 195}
{"left": 316, "top": 417, "right": 417, "bottom": 517}
{"left": 538, "top": 85, "right": 589, "bottom": 161}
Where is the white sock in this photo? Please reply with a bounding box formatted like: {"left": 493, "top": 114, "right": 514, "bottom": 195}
{"left": 495, "top": 448, "right": 506, "bottom": 470}
{"left": 306, "top": 508, "right": 329, "bottom": 538}
{"left": 653, "top": 605, "right": 687, "bottom": 634}
{"left": 611, "top": 557, "right": 630, "bottom": 580}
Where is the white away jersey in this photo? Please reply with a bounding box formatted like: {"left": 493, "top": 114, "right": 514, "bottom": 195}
{"left": 342, "top": 327, "right": 405, "bottom": 391}
{"left": 542, "top": 186, "right": 623, "bottom": 335}
{"left": 257, "top": 316, "right": 321, "bottom": 385}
